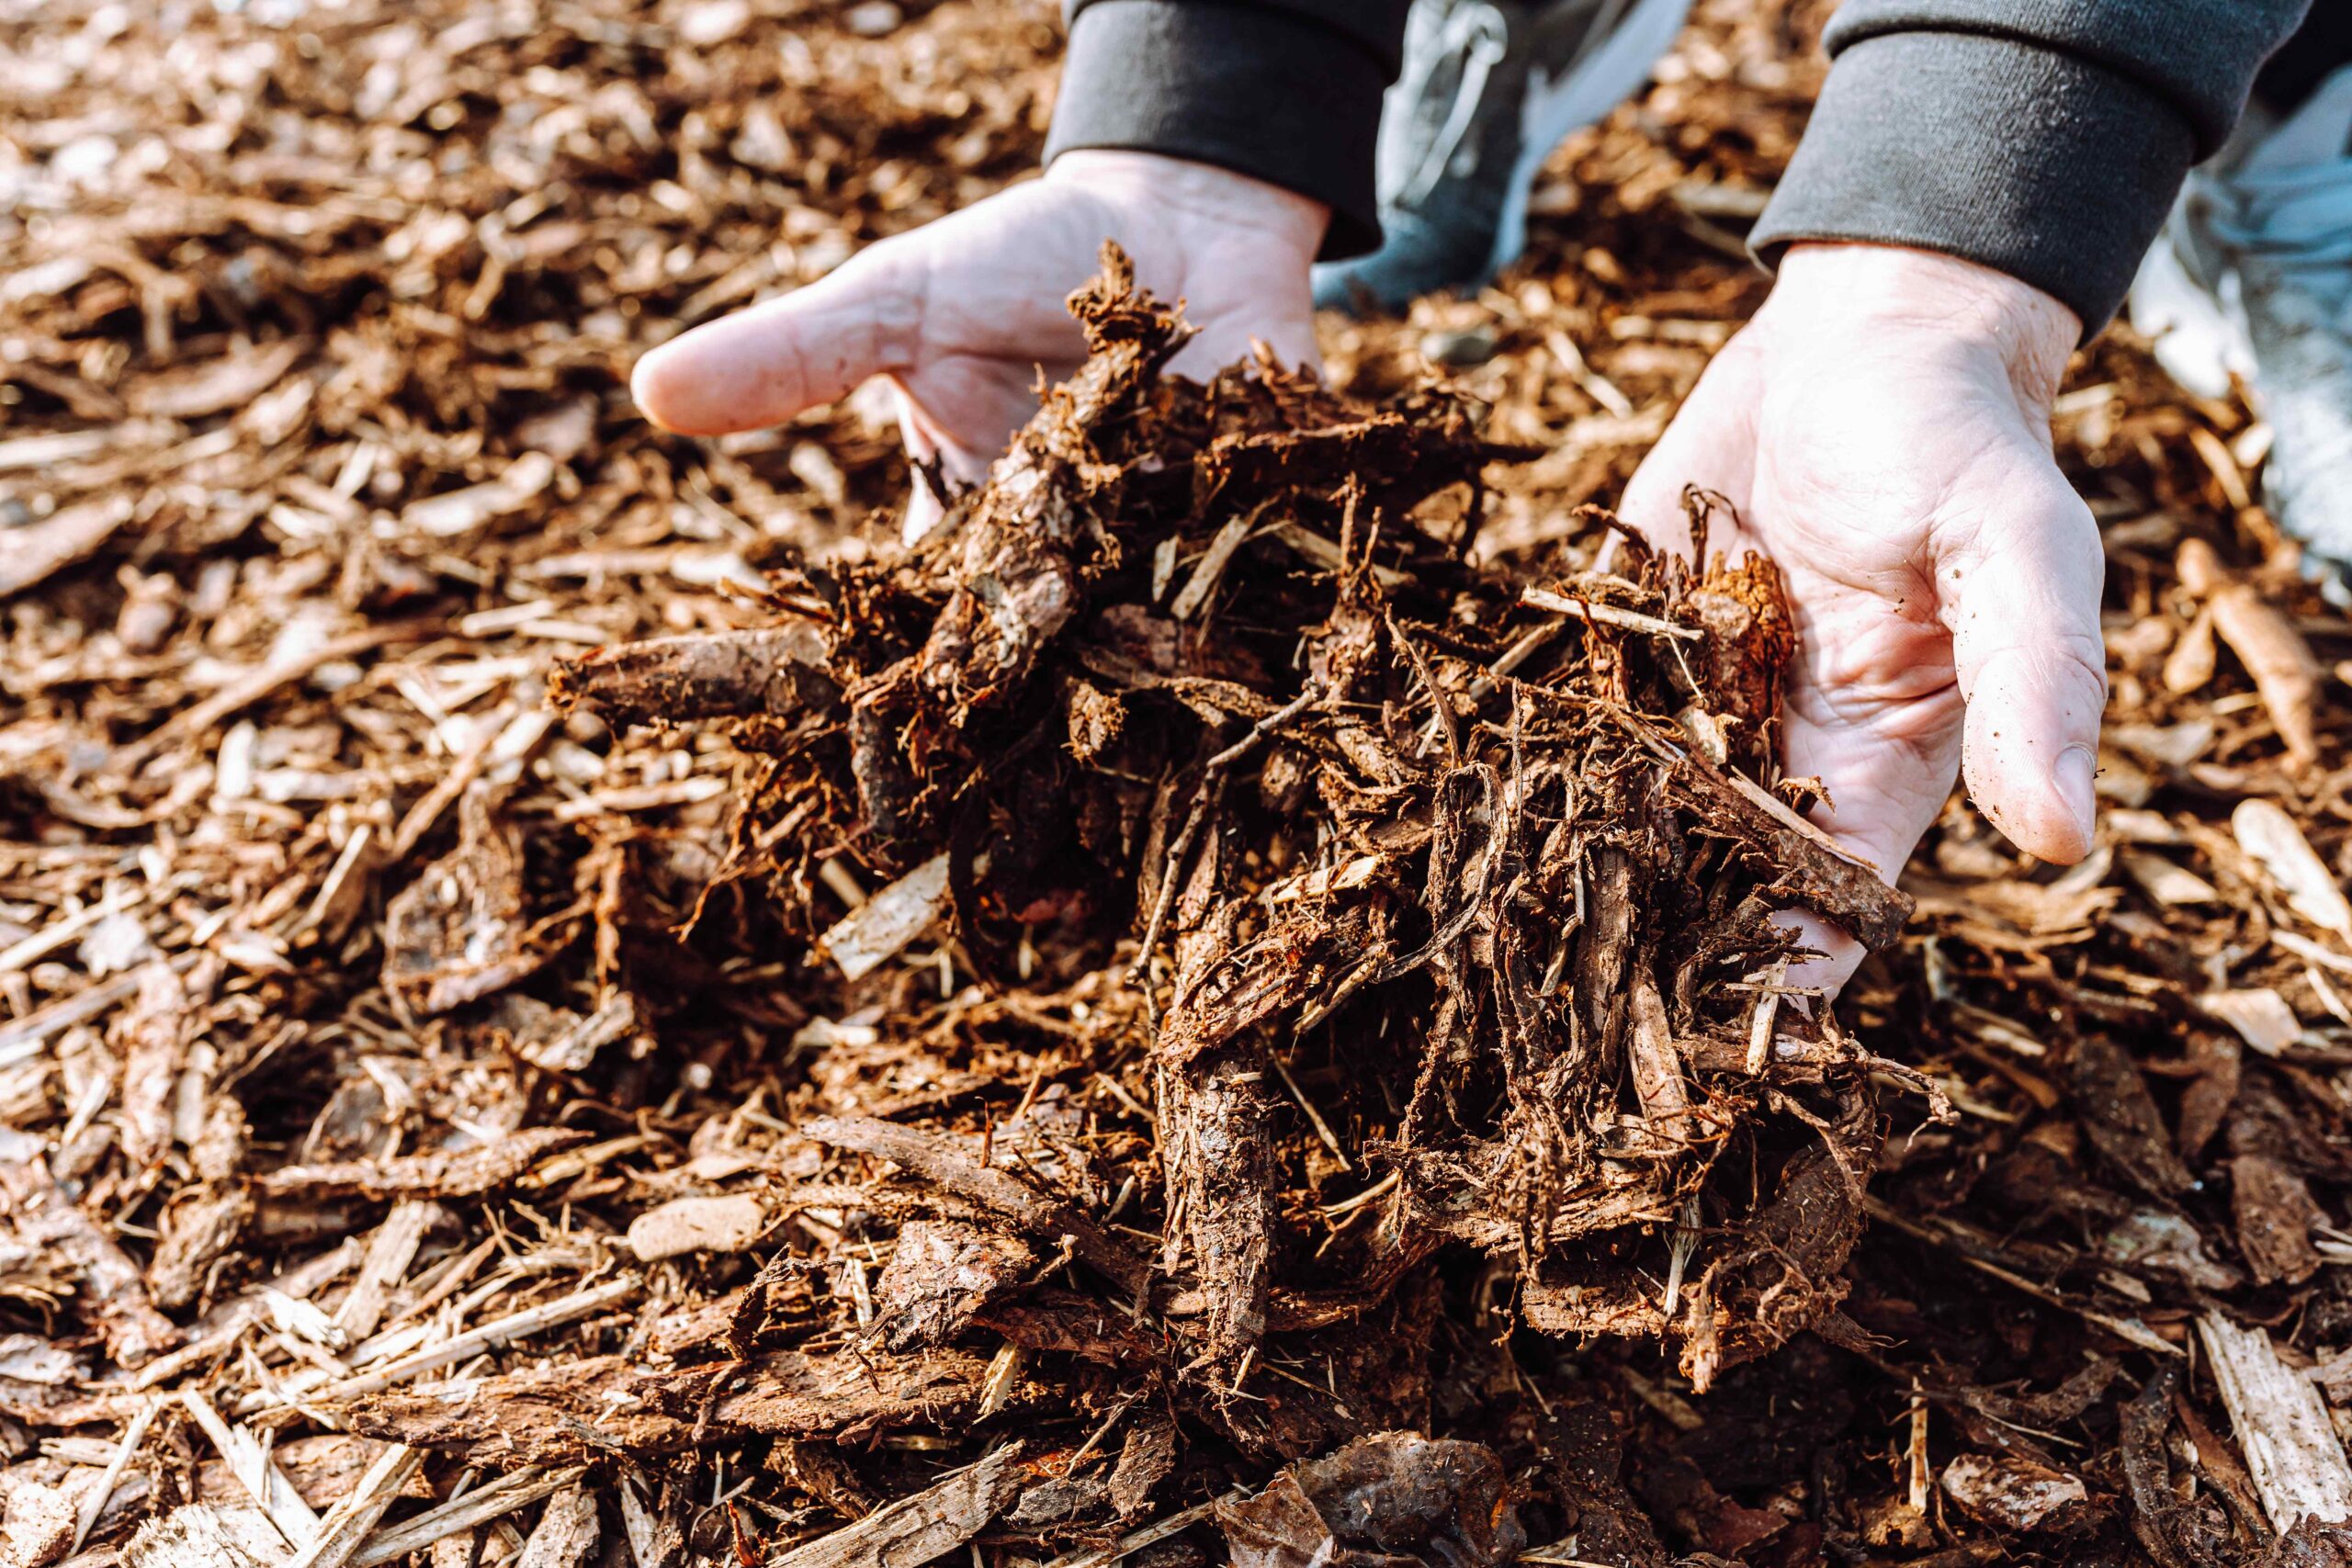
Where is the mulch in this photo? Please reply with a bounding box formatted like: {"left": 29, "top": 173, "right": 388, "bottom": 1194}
{"left": 5, "top": 1, "right": 2352, "bottom": 1565}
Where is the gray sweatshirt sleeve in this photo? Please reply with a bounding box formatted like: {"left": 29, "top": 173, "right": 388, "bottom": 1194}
{"left": 1045, "top": 1, "right": 1411, "bottom": 260}
{"left": 1749, "top": 0, "right": 2315, "bottom": 334}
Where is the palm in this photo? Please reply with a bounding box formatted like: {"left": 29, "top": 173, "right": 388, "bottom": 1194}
{"left": 633, "top": 152, "right": 1324, "bottom": 513}
{"left": 1621, "top": 251, "right": 2107, "bottom": 977}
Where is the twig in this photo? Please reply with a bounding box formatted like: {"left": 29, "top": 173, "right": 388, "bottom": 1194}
{"left": 0, "top": 950, "right": 201, "bottom": 1068}
{"left": 1039, "top": 1491, "right": 1244, "bottom": 1568}
{"left": 1521, "top": 586, "right": 1702, "bottom": 640}
{"left": 179, "top": 1387, "right": 322, "bottom": 1549}
{"left": 352, "top": 1465, "right": 590, "bottom": 1567}
{"left": 1269, "top": 1054, "right": 1350, "bottom": 1171}
{"left": 286, "top": 1443, "right": 424, "bottom": 1568}
{"left": 71, "top": 1397, "right": 160, "bottom": 1554}
{"left": 1386, "top": 612, "right": 1459, "bottom": 765}
{"left": 1744, "top": 958, "right": 1788, "bottom": 1075}
{"left": 1317, "top": 1169, "right": 1399, "bottom": 1219}
{"left": 1131, "top": 684, "right": 1321, "bottom": 999}
{"left": 1169, "top": 501, "right": 1272, "bottom": 622}
{"left": 1061, "top": 1392, "right": 1144, "bottom": 1477}
{"left": 251, "top": 1275, "right": 637, "bottom": 1410}
{"left": 1864, "top": 1198, "right": 2180, "bottom": 1357}
{"left": 111, "top": 620, "right": 439, "bottom": 773}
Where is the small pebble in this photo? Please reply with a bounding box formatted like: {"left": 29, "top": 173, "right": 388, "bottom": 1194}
{"left": 1419, "top": 325, "right": 1498, "bottom": 368}
{"left": 628, "top": 1193, "right": 766, "bottom": 1261}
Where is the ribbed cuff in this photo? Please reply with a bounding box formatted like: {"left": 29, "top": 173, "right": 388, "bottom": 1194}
{"left": 1045, "top": 1, "right": 1388, "bottom": 261}
{"left": 1749, "top": 31, "right": 2199, "bottom": 337}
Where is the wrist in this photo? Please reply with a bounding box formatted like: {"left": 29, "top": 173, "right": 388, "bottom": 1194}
{"left": 1770, "top": 243, "right": 2079, "bottom": 405}
{"left": 1046, "top": 151, "right": 1329, "bottom": 265}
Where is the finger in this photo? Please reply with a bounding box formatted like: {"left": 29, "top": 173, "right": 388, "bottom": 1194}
{"left": 1775, "top": 701, "right": 1959, "bottom": 998}
{"left": 1942, "top": 471, "right": 2109, "bottom": 863}
{"left": 1777, "top": 909, "right": 1864, "bottom": 1000}
{"left": 632, "top": 241, "right": 927, "bottom": 436}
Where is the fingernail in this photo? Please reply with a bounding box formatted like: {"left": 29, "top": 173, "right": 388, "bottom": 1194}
{"left": 2054, "top": 744, "right": 2097, "bottom": 834}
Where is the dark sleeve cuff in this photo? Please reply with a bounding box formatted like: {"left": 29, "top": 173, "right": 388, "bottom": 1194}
{"left": 1748, "top": 30, "right": 2199, "bottom": 337}
{"left": 1045, "top": 1, "right": 1390, "bottom": 261}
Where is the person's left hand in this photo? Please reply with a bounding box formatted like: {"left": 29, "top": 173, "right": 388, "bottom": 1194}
{"left": 1618, "top": 242, "right": 2109, "bottom": 987}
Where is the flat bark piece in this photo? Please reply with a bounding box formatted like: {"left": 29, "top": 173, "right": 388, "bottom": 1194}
{"left": 0, "top": 1335, "right": 88, "bottom": 1425}
{"left": 1633, "top": 1451, "right": 1790, "bottom": 1559}
{"left": 1939, "top": 1454, "right": 2093, "bottom": 1534}
{"left": 548, "top": 624, "right": 837, "bottom": 728}
{"left": 0, "top": 1480, "right": 74, "bottom": 1568}
{"left": 974, "top": 1291, "right": 1161, "bottom": 1368}
{"left": 116, "top": 959, "right": 188, "bottom": 1173}
{"left": 150, "top": 1179, "right": 257, "bottom": 1311}
{"left": 2202, "top": 988, "right": 2305, "bottom": 1056}
{"left": 1165, "top": 1045, "right": 1274, "bottom": 1367}
{"left": 334, "top": 1201, "right": 439, "bottom": 1344}
{"left": 2263, "top": 1519, "right": 2352, "bottom": 1568}
{"left": 1542, "top": 1388, "right": 1668, "bottom": 1568}
{"left": 500, "top": 991, "right": 643, "bottom": 1075}
{"left": 1157, "top": 905, "right": 1388, "bottom": 1068}
{"left": 804, "top": 1115, "right": 1149, "bottom": 1295}
{"left": 626, "top": 1194, "right": 768, "bottom": 1262}
{"left": 763, "top": 1443, "right": 1024, "bottom": 1568}
{"left": 871, "top": 1220, "right": 1035, "bottom": 1353}
{"left": 514, "top": 1484, "right": 600, "bottom": 1568}
{"left": 1667, "top": 747, "right": 1912, "bottom": 951}
{"left": 1009, "top": 1474, "right": 1110, "bottom": 1530}
{"left": 819, "top": 854, "right": 950, "bottom": 981}
{"left": 258, "top": 1127, "right": 588, "bottom": 1201}
{"left": 122, "top": 1505, "right": 288, "bottom": 1568}
{"left": 0, "top": 1131, "right": 178, "bottom": 1369}
{"left": 2235, "top": 799, "right": 2352, "bottom": 942}
{"left": 1216, "top": 1432, "right": 1523, "bottom": 1568}
{"left": 2198, "top": 1312, "right": 2352, "bottom": 1532}
{"left": 2233, "top": 1154, "right": 2325, "bottom": 1286}
{"left": 342, "top": 1346, "right": 992, "bottom": 1465}
{"left": 1626, "top": 970, "right": 1690, "bottom": 1137}
{"left": 2070, "top": 1035, "right": 2195, "bottom": 1198}
{"left": 1110, "top": 1410, "right": 1179, "bottom": 1522}
{"left": 0, "top": 495, "right": 135, "bottom": 600}
{"left": 380, "top": 788, "right": 549, "bottom": 1016}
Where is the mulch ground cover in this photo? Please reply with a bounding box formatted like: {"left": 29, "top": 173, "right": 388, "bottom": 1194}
{"left": 7, "top": 2, "right": 2352, "bottom": 1566}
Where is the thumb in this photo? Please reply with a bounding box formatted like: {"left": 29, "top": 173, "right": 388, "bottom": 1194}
{"left": 1943, "top": 469, "right": 2109, "bottom": 863}
{"left": 632, "top": 240, "right": 926, "bottom": 436}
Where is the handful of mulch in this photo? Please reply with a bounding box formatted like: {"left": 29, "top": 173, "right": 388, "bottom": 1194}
{"left": 557, "top": 245, "right": 1913, "bottom": 1429}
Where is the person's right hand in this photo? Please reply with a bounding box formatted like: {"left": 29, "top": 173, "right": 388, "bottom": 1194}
{"left": 631, "top": 151, "right": 1329, "bottom": 536}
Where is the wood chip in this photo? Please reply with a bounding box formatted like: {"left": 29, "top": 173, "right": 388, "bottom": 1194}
{"left": 2197, "top": 1312, "right": 2352, "bottom": 1531}
{"left": 819, "top": 854, "right": 950, "bottom": 981}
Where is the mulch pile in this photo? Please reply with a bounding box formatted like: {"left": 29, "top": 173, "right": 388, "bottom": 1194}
{"left": 7, "top": 1, "right": 2352, "bottom": 1566}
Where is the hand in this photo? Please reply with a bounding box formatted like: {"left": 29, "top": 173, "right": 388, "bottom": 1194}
{"left": 631, "top": 151, "right": 1328, "bottom": 536}
{"left": 1619, "top": 243, "right": 2106, "bottom": 985}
